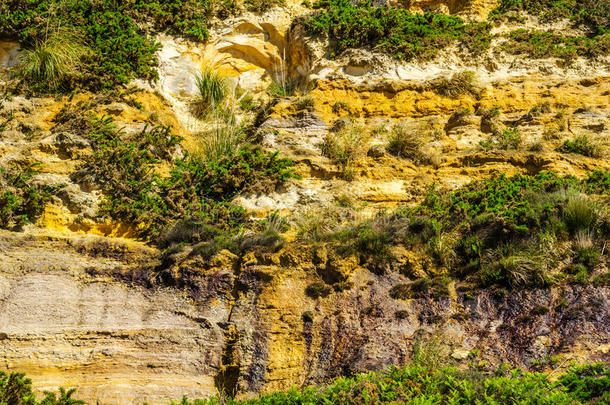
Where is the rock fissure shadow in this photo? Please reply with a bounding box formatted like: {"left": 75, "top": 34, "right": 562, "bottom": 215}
{"left": 214, "top": 257, "right": 244, "bottom": 398}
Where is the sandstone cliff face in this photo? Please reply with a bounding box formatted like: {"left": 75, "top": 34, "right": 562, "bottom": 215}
{"left": 1, "top": 1, "right": 610, "bottom": 404}
{"left": 0, "top": 231, "right": 229, "bottom": 404}
{"left": 1, "top": 232, "right": 608, "bottom": 404}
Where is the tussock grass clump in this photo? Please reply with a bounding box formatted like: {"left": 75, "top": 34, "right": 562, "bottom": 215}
{"left": 293, "top": 96, "right": 315, "bottom": 111}
{"left": 321, "top": 121, "right": 369, "bottom": 180}
{"left": 386, "top": 122, "right": 430, "bottom": 163}
{"left": 481, "top": 252, "right": 546, "bottom": 288}
{"left": 563, "top": 194, "right": 600, "bottom": 234}
{"left": 195, "top": 117, "right": 246, "bottom": 163}
{"left": 17, "top": 28, "right": 87, "bottom": 91}
{"left": 428, "top": 71, "right": 478, "bottom": 97}
{"left": 193, "top": 69, "right": 230, "bottom": 117}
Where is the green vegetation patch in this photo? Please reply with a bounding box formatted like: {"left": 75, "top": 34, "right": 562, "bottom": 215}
{"left": 492, "top": 1, "right": 610, "bottom": 60}
{"left": 173, "top": 362, "right": 610, "bottom": 404}
{"left": 491, "top": 0, "right": 610, "bottom": 34}
{"left": 0, "top": 0, "right": 237, "bottom": 91}
{"left": 0, "top": 162, "right": 60, "bottom": 230}
{"left": 503, "top": 29, "right": 610, "bottom": 61}
{"left": 0, "top": 371, "right": 83, "bottom": 405}
{"left": 302, "top": 0, "right": 491, "bottom": 60}
{"left": 71, "top": 114, "right": 296, "bottom": 243}
{"left": 319, "top": 171, "right": 609, "bottom": 289}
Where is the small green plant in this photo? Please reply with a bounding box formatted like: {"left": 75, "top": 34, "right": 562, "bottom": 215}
{"left": 480, "top": 128, "right": 522, "bottom": 150}
{"left": 321, "top": 122, "right": 369, "bottom": 180}
{"left": 0, "top": 371, "right": 84, "bottom": 405}
{"left": 0, "top": 162, "right": 59, "bottom": 230}
{"left": 559, "top": 134, "right": 604, "bottom": 158}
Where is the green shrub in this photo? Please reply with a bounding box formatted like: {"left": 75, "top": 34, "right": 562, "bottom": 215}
{"left": 0, "top": 163, "right": 59, "bottom": 230}
{"left": 303, "top": 0, "right": 491, "bottom": 60}
{"left": 176, "top": 364, "right": 598, "bottom": 404}
{"left": 73, "top": 115, "right": 296, "bottom": 243}
{"left": 1, "top": 0, "right": 240, "bottom": 91}
{"left": 584, "top": 170, "right": 610, "bottom": 194}
{"left": 1, "top": 0, "right": 164, "bottom": 91}
{"left": 492, "top": 0, "right": 610, "bottom": 34}
{"left": 556, "top": 363, "right": 610, "bottom": 403}
{"left": 0, "top": 371, "right": 83, "bottom": 405}
{"left": 559, "top": 134, "right": 604, "bottom": 157}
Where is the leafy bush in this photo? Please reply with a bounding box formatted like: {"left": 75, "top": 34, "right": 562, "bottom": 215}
{"left": 556, "top": 363, "right": 610, "bottom": 403}
{"left": 0, "top": 0, "right": 163, "bottom": 91}
{"left": 492, "top": 0, "right": 610, "bottom": 34}
{"left": 584, "top": 170, "right": 610, "bottom": 194}
{"left": 0, "top": 371, "right": 83, "bottom": 405}
{"left": 0, "top": 0, "right": 243, "bottom": 91}
{"left": 74, "top": 115, "right": 297, "bottom": 243}
{"left": 303, "top": 0, "right": 491, "bottom": 60}
{"left": 0, "top": 163, "right": 58, "bottom": 230}
{"left": 503, "top": 29, "right": 610, "bottom": 61}
{"left": 317, "top": 171, "right": 610, "bottom": 289}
